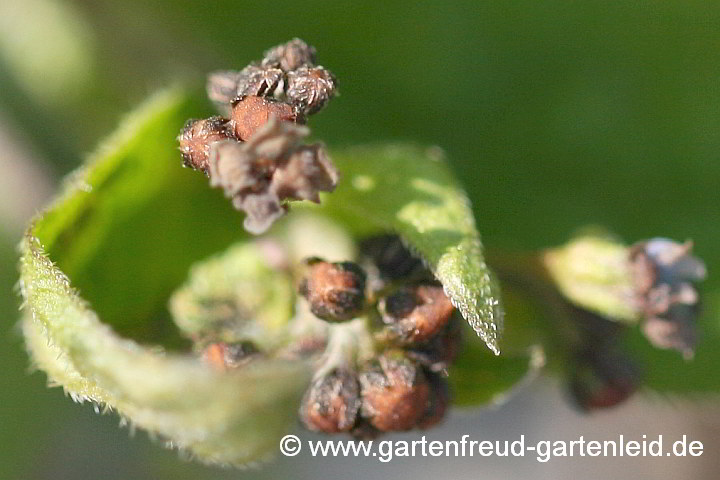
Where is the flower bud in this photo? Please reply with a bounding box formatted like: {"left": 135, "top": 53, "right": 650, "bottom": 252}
{"left": 299, "top": 368, "right": 361, "bottom": 433}
{"left": 202, "top": 341, "right": 260, "bottom": 371}
{"left": 298, "top": 258, "right": 367, "bottom": 322}
{"left": 359, "top": 351, "right": 431, "bottom": 431}
{"left": 630, "top": 238, "right": 706, "bottom": 356}
{"left": 379, "top": 285, "right": 454, "bottom": 344}
{"left": 262, "top": 38, "right": 317, "bottom": 72}
{"left": 286, "top": 66, "right": 337, "bottom": 116}
{"left": 177, "top": 116, "right": 232, "bottom": 174}
{"left": 235, "top": 64, "right": 285, "bottom": 98}
{"left": 231, "top": 95, "right": 299, "bottom": 141}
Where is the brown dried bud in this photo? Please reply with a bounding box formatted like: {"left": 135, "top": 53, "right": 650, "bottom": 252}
{"left": 359, "top": 351, "right": 431, "bottom": 431}
{"left": 262, "top": 38, "right": 317, "bottom": 72}
{"left": 298, "top": 258, "right": 367, "bottom": 322}
{"left": 286, "top": 66, "right": 337, "bottom": 116}
{"left": 300, "top": 368, "right": 361, "bottom": 433}
{"left": 208, "top": 118, "right": 309, "bottom": 234}
{"left": 177, "top": 116, "right": 231, "bottom": 174}
{"left": 272, "top": 143, "right": 338, "bottom": 203}
{"left": 202, "top": 341, "right": 260, "bottom": 371}
{"left": 379, "top": 285, "right": 454, "bottom": 344}
{"left": 417, "top": 371, "right": 450, "bottom": 429}
{"left": 236, "top": 64, "right": 285, "bottom": 98}
{"left": 231, "top": 95, "right": 299, "bottom": 141}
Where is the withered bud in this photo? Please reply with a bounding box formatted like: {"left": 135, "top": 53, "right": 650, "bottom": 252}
{"left": 231, "top": 95, "right": 299, "bottom": 141}
{"left": 202, "top": 341, "right": 260, "bottom": 371}
{"left": 262, "top": 38, "right": 317, "bottom": 71}
{"left": 359, "top": 351, "right": 431, "bottom": 431}
{"left": 298, "top": 258, "right": 367, "bottom": 322}
{"left": 177, "top": 116, "right": 232, "bottom": 174}
{"left": 569, "top": 346, "right": 641, "bottom": 411}
{"left": 272, "top": 143, "right": 338, "bottom": 203}
{"left": 208, "top": 118, "right": 309, "bottom": 234}
{"left": 236, "top": 64, "right": 285, "bottom": 99}
{"left": 630, "top": 238, "right": 706, "bottom": 356}
{"left": 360, "top": 234, "right": 427, "bottom": 286}
{"left": 379, "top": 285, "right": 454, "bottom": 344}
{"left": 417, "top": 371, "right": 450, "bottom": 429}
{"left": 300, "top": 368, "right": 361, "bottom": 433}
{"left": 286, "top": 66, "right": 337, "bottom": 116}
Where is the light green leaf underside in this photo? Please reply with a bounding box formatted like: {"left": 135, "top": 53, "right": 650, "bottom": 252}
{"left": 20, "top": 89, "right": 310, "bottom": 467}
{"left": 316, "top": 145, "right": 504, "bottom": 354}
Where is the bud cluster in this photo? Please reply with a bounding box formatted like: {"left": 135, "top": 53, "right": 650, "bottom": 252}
{"left": 297, "top": 235, "right": 460, "bottom": 437}
{"left": 178, "top": 39, "right": 339, "bottom": 234}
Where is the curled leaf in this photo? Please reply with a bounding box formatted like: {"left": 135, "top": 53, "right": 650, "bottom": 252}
{"left": 19, "top": 89, "right": 311, "bottom": 466}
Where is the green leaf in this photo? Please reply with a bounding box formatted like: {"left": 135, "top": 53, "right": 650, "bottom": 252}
{"left": 19, "top": 89, "right": 311, "bottom": 467}
{"left": 315, "top": 145, "right": 504, "bottom": 354}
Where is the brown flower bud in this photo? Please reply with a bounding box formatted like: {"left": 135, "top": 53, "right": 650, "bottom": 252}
{"left": 202, "top": 341, "right": 260, "bottom": 371}
{"left": 208, "top": 118, "right": 309, "bottom": 234}
{"left": 359, "top": 351, "right": 431, "bottom": 431}
{"left": 286, "top": 66, "right": 337, "bottom": 116}
{"left": 177, "top": 116, "right": 231, "bottom": 174}
{"left": 417, "top": 371, "right": 450, "bottom": 429}
{"left": 262, "top": 38, "right": 317, "bottom": 72}
{"left": 379, "top": 285, "right": 454, "bottom": 344}
{"left": 300, "top": 368, "right": 361, "bottom": 433}
{"left": 231, "top": 95, "right": 299, "bottom": 141}
{"left": 235, "top": 64, "right": 285, "bottom": 98}
{"left": 272, "top": 143, "right": 338, "bottom": 203}
{"left": 298, "top": 258, "right": 367, "bottom": 322}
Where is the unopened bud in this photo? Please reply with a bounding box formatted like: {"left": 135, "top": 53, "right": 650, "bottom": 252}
{"left": 379, "top": 285, "right": 454, "bottom": 344}
{"left": 177, "top": 116, "right": 231, "bottom": 174}
{"left": 298, "top": 258, "right": 367, "bottom": 322}
{"left": 286, "top": 66, "right": 337, "bottom": 116}
{"left": 359, "top": 351, "right": 430, "bottom": 431}
{"left": 300, "top": 368, "right": 361, "bottom": 433}
{"left": 231, "top": 95, "right": 299, "bottom": 141}
{"left": 202, "top": 341, "right": 260, "bottom": 371}
{"left": 262, "top": 38, "right": 317, "bottom": 72}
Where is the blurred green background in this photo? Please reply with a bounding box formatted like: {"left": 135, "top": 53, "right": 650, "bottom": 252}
{"left": 1, "top": 1, "right": 719, "bottom": 479}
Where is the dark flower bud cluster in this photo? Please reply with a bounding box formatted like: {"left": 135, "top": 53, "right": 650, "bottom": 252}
{"left": 629, "top": 238, "right": 707, "bottom": 358}
{"left": 206, "top": 38, "right": 336, "bottom": 118}
{"left": 178, "top": 39, "right": 339, "bottom": 234}
{"left": 297, "top": 235, "right": 460, "bottom": 436}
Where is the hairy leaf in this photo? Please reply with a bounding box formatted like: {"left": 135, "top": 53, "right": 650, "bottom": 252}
{"left": 19, "top": 89, "right": 310, "bottom": 467}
